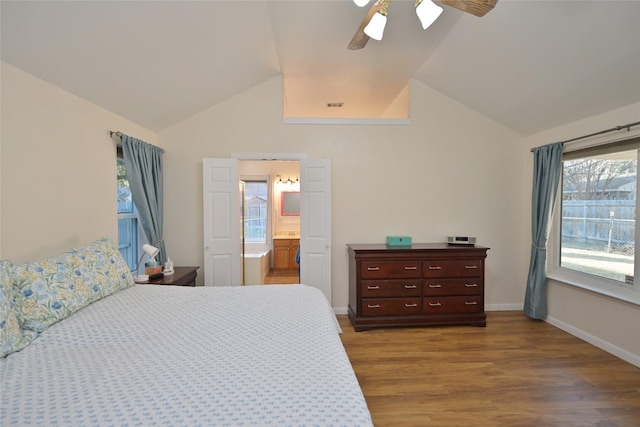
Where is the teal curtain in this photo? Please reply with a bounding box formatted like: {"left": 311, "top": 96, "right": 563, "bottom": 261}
{"left": 524, "top": 142, "right": 563, "bottom": 319}
{"left": 122, "top": 135, "right": 166, "bottom": 263}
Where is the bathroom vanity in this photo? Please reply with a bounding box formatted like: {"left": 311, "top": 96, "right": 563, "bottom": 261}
{"left": 273, "top": 236, "right": 300, "bottom": 272}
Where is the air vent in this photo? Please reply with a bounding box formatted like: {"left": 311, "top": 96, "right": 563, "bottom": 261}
{"left": 326, "top": 102, "right": 344, "bottom": 108}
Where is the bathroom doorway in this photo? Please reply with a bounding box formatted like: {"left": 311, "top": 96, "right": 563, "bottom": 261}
{"left": 203, "top": 156, "right": 331, "bottom": 302}
{"left": 240, "top": 160, "right": 300, "bottom": 285}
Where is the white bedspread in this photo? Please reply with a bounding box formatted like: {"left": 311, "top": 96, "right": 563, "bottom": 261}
{"left": 1, "top": 284, "right": 373, "bottom": 426}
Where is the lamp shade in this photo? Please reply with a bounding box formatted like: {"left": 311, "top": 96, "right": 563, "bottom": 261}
{"left": 364, "top": 11, "right": 387, "bottom": 41}
{"left": 353, "top": 0, "right": 370, "bottom": 7}
{"left": 135, "top": 243, "right": 161, "bottom": 282}
{"left": 416, "top": 0, "right": 443, "bottom": 30}
{"left": 142, "top": 243, "right": 160, "bottom": 259}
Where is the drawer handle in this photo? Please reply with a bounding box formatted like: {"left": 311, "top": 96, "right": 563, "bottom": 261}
{"left": 367, "top": 267, "right": 380, "bottom": 271}
{"left": 367, "top": 285, "right": 380, "bottom": 290}
{"left": 428, "top": 302, "right": 442, "bottom": 307}
{"left": 464, "top": 265, "right": 478, "bottom": 269}
{"left": 464, "top": 283, "right": 478, "bottom": 287}
{"left": 404, "top": 284, "right": 417, "bottom": 289}
{"left": 465, "top": 301, "right": 478, "bottom": 305}
{"left": 367, "top": 304, "right": 381, "bottom": 309}
{"left": 428, "top": 266, "right": 442, "bottom": 270}
{"left": 404, "top": 266, "right": 418, "bottom": 270}
{"left": 405, "top": 303, "right": 418, "bottom": 308}
{"left": 428, "top": 284, "right": 442, "bottom": 288}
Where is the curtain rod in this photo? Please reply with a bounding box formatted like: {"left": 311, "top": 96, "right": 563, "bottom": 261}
{"left": 109, "top": 130, "right": 165, "bottom": 153}
{"left": 530, "top": 120, "right": 640, "bottom": 152}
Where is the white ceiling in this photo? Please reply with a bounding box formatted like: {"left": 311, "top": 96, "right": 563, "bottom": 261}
{"left": 2, "top": 0, "right": 639, "bottom": 136}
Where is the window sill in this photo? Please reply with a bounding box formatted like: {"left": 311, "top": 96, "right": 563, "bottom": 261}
{"left": 547, "top": 268, "right": 640, "bottom": 307}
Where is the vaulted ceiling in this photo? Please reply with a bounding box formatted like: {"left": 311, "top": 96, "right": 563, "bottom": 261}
{"left": 2, "top": 1, "right": 639, "bottom": 136}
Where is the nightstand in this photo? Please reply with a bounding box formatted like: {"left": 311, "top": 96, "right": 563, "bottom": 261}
{"left": 137, "top": 266, "right": 199, "bottom": 287}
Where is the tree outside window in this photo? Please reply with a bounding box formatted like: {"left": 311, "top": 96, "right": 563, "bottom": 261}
{"left": 117, "top": 156, "right": 140, "bottom": 271}
{"left": 244, "top": 181, "right": 268, "bottom": 242}
{"left": 560, "top": 152, "right": 636, "bottom": 284}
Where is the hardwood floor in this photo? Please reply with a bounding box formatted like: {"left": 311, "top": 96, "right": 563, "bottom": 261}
{"left": 262, "top": 270, "right": 300, "bottom": 284}
{"left": 338, "top": 312, "right": 640, "bottom": 427}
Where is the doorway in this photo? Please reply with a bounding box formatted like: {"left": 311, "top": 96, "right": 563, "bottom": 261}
{"left": 202, "top": 155, "right": 332, "bottom": 302}
{"left": 240, "top": 160, "right": 300, "bottom": 285}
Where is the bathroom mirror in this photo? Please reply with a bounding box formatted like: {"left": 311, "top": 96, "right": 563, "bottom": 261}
{"left": 281, "top": 191, "right": 300, "bottom": 216}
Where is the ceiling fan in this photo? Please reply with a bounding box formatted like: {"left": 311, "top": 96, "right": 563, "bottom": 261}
{"left": 348, "top": 0, "right": 498, "bottom": 50}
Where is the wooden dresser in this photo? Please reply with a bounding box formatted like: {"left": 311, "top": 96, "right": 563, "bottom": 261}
{"left": 347, "top": 243, "right": 489, "bottom": 331}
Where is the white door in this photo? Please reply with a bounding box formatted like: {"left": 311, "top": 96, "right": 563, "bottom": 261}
{"left": 204, "top": 156, "right": 332, "bottom": 301}
{"left": 203, "top": 158, "right": 241, "bottom": 286}
{"left": 300, "top": 159, "right": 332, "bottom": 303}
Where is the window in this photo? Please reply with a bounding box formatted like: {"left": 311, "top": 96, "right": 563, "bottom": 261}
{"left": 549, "top": 136, "right": 640, "bottom": 302}
{"left": 117, "top": 151, "right": 143, "bottom": 271}
{"left": 243, "top": 180, "right": 268, "bottom": 243}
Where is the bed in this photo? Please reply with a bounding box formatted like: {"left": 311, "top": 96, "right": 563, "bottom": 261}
{"left": 1, "top": 284, "right": 373, "bottom": 426}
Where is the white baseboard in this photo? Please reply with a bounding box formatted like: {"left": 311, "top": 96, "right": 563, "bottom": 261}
{"left": 486, "top": 303, "right": 523, "bottom": 311}
{"left": 546, "top": 315, "right": 640, "bottom": 368}
{"left": 333, "top": 306, "right": 348, "bottom": 315}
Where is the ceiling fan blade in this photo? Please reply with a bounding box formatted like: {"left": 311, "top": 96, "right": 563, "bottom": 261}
{"left": 436, "top": 0, "right": 498, "bottom": 17}
{"left": 347, "top": 0, "right": 385, "bottom": 50}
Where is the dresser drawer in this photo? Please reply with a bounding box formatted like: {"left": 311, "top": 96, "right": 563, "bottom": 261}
{"left": 361, "top": 279, "right": 421, "bottom": 298}
{"left": 423, "top": 296, "right": 482, "bottom": 314}
{"left": 423, "top": 278, "right": 483, "bottom": 296}
{"left": 361, "top": 261, "right": 421, "bottom": 279}
{"left": 423, "top": 260, "right": 482, "bottom": 278}
{"left": 362, "top": 298, "right": 422, "bottom": 316}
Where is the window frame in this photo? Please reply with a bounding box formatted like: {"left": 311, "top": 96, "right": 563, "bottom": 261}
{"left": 241, "top": 176, "right": 271, "bottom": 244}
{"left": 117, "top": 148, "right": 148, "bottom": 272}
{"left": 547, "top": 135, "right": 640, "bottom": 306}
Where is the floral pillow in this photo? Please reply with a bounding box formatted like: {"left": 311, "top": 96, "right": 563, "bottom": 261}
{"left": 11, "top": 237, "right": 134, "bottom": 332}
{"left": 90, "top": 237, "right": 135, "bottom": 299}
{"left": 1, "top": 260, "right": 37, "bottom": 357}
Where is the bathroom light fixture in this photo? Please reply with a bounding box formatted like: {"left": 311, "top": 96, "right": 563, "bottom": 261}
{"left": 135, "top": 243, "right": 160, "bottom": 282}
{"left": 353, "top": 0, "right": 370, "bottom": 6}
{"left": 415, "top": 0, "right": 443, "bottom": 30}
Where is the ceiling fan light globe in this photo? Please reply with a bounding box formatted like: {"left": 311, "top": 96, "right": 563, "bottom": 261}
{"left": 353, "top": 0, "right": 370, "bottom": 7}
{"left": 416, "top": 0, "right": 443, "bottom": 30}
{"left": 364, "top": 12, "right": 387, "bottom": 41}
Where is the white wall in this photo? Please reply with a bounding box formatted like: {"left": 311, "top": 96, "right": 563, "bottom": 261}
{"left": 159, "top": 76, "right": 526, "bottom": 310}
{"left": 0, "top": 62, "right": 157, "bottom": 262}
{"left": 523, "top": 102, "right": 640, "bottom": 365}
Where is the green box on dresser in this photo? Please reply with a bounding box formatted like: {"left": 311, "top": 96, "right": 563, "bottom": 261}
{"left": 347, "top": 243, "right": 489, "bottom": 332}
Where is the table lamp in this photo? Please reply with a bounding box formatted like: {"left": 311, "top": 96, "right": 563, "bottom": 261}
{"left": 135, "top": 243, "right": 160, "bottom": 282}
